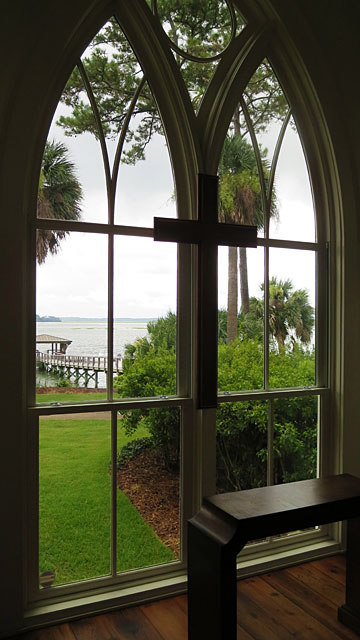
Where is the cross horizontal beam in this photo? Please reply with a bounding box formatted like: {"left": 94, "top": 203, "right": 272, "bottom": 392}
{"left": 154, "top": 218, "right": 257, "bottom": 248}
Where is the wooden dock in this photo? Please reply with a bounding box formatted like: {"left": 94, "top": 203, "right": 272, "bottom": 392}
{"left": 36, "top": 350, "right": 122, "bottom": 387}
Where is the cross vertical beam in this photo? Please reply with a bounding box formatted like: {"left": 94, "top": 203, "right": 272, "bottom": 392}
{"left": 154, "top": 173, "right": 257, "bottom": 409}
{"left": 197, "top": 174, "right": 218, "bottom": 408}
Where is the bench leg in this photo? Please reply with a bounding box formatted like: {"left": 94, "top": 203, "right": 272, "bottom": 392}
{"left": 338, "top": 517, "right": 360, "bottom": 633}
{"left": 188, "top": 519, "right": 243, "bottom": 640}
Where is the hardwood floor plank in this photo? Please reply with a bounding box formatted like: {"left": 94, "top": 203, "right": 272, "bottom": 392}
{"left": 174, "top": 594, "right": 188, "bottom": 614}
{"left": 70, "top": 608, "right": 163, "bottom": 640}
{"left": 239, "top": 575, "right": 341, "bottom": 639}
{"left": 310, "top": 555, "right": 346, "bottom": 584}
{"left": 70, "top": 614, "right": 115, "bottom": 640}
{"left": 140, "top": 597, "right": 187, "bottom": 640}
{"left": 287, "top": 562, "right": 346, "bottom": 607}
{"left": 237, "top": 583, "right": 292, "bottom": 639}
{"left": 19, "top": 556, "right": 356, "bottom": 640}
{"left": 236, "top": 623, "right": 255, "bottom": 640}
{"left": 21, "top": 624, "right": 77, "bottom": 640}
{"left": 262, "top": 568, "right": 358, "bottom": 640}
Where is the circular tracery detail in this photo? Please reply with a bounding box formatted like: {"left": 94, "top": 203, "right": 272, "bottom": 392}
{"left": 151, "top": 0, "right": 238, "bottom": 63}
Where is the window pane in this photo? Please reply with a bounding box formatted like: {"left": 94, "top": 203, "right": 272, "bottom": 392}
{"left": 36, "top": 232, "right": 108, "bottom": 403}
{"left": 218, "top": 114, "right": 266, "bottom": 240}
{"left": 117, "top": 407, "right": 181, "bottom": 570}
{"left": 218, "top": 246, "right": 264, "bottom": 392}
{"left": 44, "top": 102, "right": 108, "bottom": 225}
{"left": 114, "top": 125, "right": 176, "bottom": 228}
{"left": 269, "top": 248, "right": 315, "bottom": 389}
{"left": 273, "top": 396, "right": 318, "bottom": 485}
{"left": 39, "top": 412, "right": 111, "bottom": 587}
{"left": 269, "top": 117, "right": 315, "bottom": 242}
{"left": 216, "top": 401, "right": 267, "bottom": 493}
{"left": 114, "top": 237, "right": 177, "bottom": 400}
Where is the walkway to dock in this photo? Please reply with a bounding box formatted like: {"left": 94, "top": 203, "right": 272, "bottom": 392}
{"left": 36, "top": 350, "right": 122, "bottom": 387}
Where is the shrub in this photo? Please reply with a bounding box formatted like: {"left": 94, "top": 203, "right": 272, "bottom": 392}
{"left": 56, "top": 377, "right": 71, "bottom": 388}
{"left": 115, "top": 314, "right": 317, "bottom": 487}
{"left": 116, "top": 437, "right": 154, "bottom": 469}
{"left": 115, "top": 313, "right": 178, "bottom": 471}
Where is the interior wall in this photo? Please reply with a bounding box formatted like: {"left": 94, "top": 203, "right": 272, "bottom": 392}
{"left": 269, "top": 0, "right": 360, "bottom": 478}
{"left": 0, "top": 1, "right": 359, "bottom": 636}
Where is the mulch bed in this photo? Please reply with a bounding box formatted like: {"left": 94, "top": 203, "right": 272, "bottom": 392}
{"left": 117, "top": 450, "right": 180, "bottom": 557}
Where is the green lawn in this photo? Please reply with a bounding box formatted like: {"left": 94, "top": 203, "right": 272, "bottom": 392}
{"left": 39, "top": 417, "right": 175, "bottom": 586}
{"left": 37, "top": 391, "right": 107, "bottom": 404}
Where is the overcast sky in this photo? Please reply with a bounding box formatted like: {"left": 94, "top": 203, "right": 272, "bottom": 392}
{"left": 36, "top": 103, "right": 316, "bottom": 319}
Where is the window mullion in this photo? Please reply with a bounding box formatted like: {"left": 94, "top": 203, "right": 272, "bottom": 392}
{"left": 264, "top": 244, "right": 270, "bottom": 390}
{"left": 267, "top": 399, "right": 274, "bottom": 487}
{"left": 107, "top": 234, "right": 114, "bottom": 402}
{"left": 111, "top": 410, "right": 117, "bottom": 577}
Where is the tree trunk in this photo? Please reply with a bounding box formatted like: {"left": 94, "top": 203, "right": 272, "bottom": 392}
{"left": 233, "top": 107, "right": 251, "bottom": 315}
{"left": 239, "top": 246, "right": 250, "bottom": 314}
{"left": 227, "top": 246, "right": 238, "bottom": 343}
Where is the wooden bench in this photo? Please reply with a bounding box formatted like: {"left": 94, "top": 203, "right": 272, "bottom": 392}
{"left": 188, "top": 474, "right": 360, "bottom": 639}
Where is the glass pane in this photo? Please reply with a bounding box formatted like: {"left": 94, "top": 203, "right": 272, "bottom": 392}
{"left": 53, "top": 18, "right": 173, "bottom": 227}
{"left": 36, "top": 232, "right": 108, "bottom": 403}
{"left": 216, "top": 401, "right": 267, "bottom": 493}
{"left": 269, "top": 117, "right": 315, "bottom": 242}
{"left": 236, "top": 59, "right": 290, "bottom": 238}
{"left": 272, "top": 396, "right": 319, "bottom": 540}
{"left": 153, "top": 1, "right": 245, "bottom": 111}
{"left": 269, "top": 248, "right": 315, "bottom": 389}
{"left": 242, "top": 60, "right": 288, "bottom": 140}
{"left": 218, "top": 246, "right": 264, "bottom": 392}
{"left": 218, "top": 112, "right": 267, "bottom": 240}
{"left": 117, "top": 407, "right": 181, "bottom": 570}
{"left": 45, "top": 95, "right": 108, "bottom": 225}
{"left": 114, "top": 237, "right": 177, "bottom": 400}
{"left": 273, "top": 396, "right": 318, "bottom": 485}
{"left": 114, "top": 122, "right": 176, "bottom": 227}
{"left": 39, "top": 412, "right": 111, "bottom": 587}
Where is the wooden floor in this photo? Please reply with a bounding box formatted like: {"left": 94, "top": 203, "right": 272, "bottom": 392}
{"left": 20, "top": 555, "right": 360, "bottom": 639}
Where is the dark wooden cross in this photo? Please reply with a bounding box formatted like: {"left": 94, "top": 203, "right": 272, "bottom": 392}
{"left": 154, "top": 173, "right": 257, "bottom": 409}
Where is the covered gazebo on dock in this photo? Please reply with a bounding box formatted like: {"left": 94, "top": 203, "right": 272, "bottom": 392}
{"left": 36, "top": 334, "right": 72, "bottom": 354}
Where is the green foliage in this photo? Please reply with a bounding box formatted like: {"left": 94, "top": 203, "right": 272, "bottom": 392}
{"left": 217, "top": 341, "right": 316, "bottom": 491}
{"left": 58, "top": 13, "right": 287, "bottom": 163}
{"left": 154, "top": 0, "right": 237, "bottom": 110}
{"left": 248, "top": 278, "right": 315, "bottom": 351}
{"left": 273, "top": 395, "right": 317, "bottom": 484}
{"left": 116, "top": 310, "right": 317, "bottom": 488}
{"left": 218, "top": 134, "right": 278, "bottom": 229}
{"left": 116, "top": 437, "right": 153, "bottom": 469}
{"left": 216, "top": 400, "right": 268, "bottom": 491}
{"left": 115, "top": 312, "right": 178, "bottom": 470}
{"left": 218, "top": 338, "right": 263, "bottom": 393}
{"left": 118, "top": 345, "right": 176, "bottom": 398}
{"left": 56, "top": 377, "right": 71, "bottom": 388}
{"left": 218, "top": 309, "right": 228, "bottom": 343}
{"left": 37, "top": 140, "right": 83, "bottom": 264}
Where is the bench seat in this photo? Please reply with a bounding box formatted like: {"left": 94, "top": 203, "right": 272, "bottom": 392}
{"left": 188, "top": 474, "right": 360, "bottom": 639}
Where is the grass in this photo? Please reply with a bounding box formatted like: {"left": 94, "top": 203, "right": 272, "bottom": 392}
{"left": 37, "top": 391, "right": 107, "bottom": 404}
{"left": 39, "top": 417, "right": 175, "bottom": 586}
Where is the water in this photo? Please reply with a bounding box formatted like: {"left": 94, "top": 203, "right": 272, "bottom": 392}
{"left": 36, "top": 321, "right": 149, "bottom": 388}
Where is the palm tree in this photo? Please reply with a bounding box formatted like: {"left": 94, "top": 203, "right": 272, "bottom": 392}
{"left": 265, "top": 277, "right": 314, "bottom": 351}
{"left": 219, "top": 134, "right": 277, "bottom": 342}
{"left": 36, "top": 141, "right": 82, "bottom": 264}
